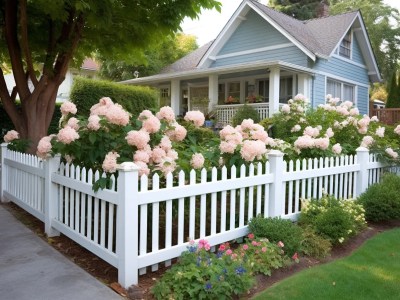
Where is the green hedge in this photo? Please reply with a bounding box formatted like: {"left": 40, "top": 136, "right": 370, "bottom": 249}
{"left": 0, "top": 102, "right": 61, "bottom": 139}
{"left": 70, "top": 77, "right": 158, "bottom": 118}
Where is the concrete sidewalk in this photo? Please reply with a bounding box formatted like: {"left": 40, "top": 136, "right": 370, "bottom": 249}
{"left": 0, "top": 204, "right": 123, "bottom": 300}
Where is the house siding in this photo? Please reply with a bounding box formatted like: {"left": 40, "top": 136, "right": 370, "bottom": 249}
{"left": 357, "top": 86, "right": 369, "bottom": 115}
{"left": 312, "top": 74, "right": 326, "bottom": 107}
{"left": 352, "top": 35, "right": 366, "bottom": 65}
{"left": 211, "top": 10, "right": 308, "bottom": 68}
{"left": 211, "top": 46, "right": 308, "bottom": 68}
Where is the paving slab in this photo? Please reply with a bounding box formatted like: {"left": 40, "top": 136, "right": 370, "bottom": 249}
{"left": 0, "top": 204, "right": 123, "bottom": 300}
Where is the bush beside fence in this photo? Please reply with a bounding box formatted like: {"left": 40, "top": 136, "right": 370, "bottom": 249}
{"left": 0, "top": 144, "right": 391, "bottom": 288}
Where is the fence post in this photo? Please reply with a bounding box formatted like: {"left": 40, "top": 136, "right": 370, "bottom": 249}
{"left": 356, "top": 147, "right": 369, "bottom": 197}
{"left": 116, "top": 162, "right": 140, "bottom": 289}
{"left": 268, "top": 150, "right": 285, "bottom": 217}
{"left": 1, "top": 143, "right": 9, "bottom": 203}
{"left": 44, "top": 155, "right": 61, "bottom": 237}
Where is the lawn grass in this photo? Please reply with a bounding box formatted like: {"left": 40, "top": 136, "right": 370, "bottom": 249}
{"left": 253, "top": 228, "right": 400, "bottom": 300}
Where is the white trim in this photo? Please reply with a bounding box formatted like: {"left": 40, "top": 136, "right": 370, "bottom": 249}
{"left": 247, "top": 1, "right": 316, "bottom": 61}
{"left": 214, "top": 43, "right": 293, "bottom": 60}
{"left": 368, "top": 71, "right": 377, "bottom": 75}
{"left": 316, "top": 70, "right": 370, "bottom": 88}
{"left": 331, "top": 54, "right": 367, "bottom": 69}
{"left": 326, "top": 77, "right": 357, "bottom": 104}
{"left": 329, "top": 14, "right": 358, "bottom": 57}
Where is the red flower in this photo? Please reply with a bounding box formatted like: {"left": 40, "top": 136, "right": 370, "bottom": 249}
{"left": 248, "top": 233, "right": 255, "bottom": 240}
{"left": 292, "top": 252, "right": 298, "bottom": 260}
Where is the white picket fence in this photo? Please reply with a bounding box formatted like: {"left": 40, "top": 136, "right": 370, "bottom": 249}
{"left": 0, "top": 143, "right": 391, "bottom": 288}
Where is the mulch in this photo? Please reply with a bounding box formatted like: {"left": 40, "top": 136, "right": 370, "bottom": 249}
{"left": 3, "top": 201, "right": 400, "bottom": 300}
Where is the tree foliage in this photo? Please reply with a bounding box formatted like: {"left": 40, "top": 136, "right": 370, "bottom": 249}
{"left": 0, "top": 0, "right": 221, "bottom": 152}
{"left": 385, "top": 71, "right": 399, "bottom": 108}
{"left": 330, "top": 0, "right": 400, "bottom": 81}
{"left": 269, "top": 0, "right": 322, "bottom": 20}
{"left": 99, "top": 33, "right": 198, "bottom": 81}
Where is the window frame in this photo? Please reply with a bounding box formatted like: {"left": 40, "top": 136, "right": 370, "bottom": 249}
{"left": 326, "top": 78, "right": 356, "bottom": 103}
{"left": 339, "top": 30, "right": 352, "bottom": 59}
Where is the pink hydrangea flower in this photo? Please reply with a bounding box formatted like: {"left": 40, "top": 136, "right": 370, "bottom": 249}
{"left": 36, "top": 136, "right": 52, "bottom": 159}
{"left": 220, "top": 141, "right": 238, "bottom": 154}
{"left": 332, "top": 143, "right": 342, "bottom": 155}
{"left": 156, "top": 156, "right": 177, "bottom": 175}
{"left": 57, "top": 126, "right": 79, "bottom": 144}
{"left": 156, "top": 106, "right": 175, "bottom": 122}
{"left": 281, "top": 104, "right": 290, "bottom": 113}
{"left": 277, "top": 241, "right": 284, "bottom": 248}
{"left": 371, "top": 116, "right": 379, "bottom": 122}
{"left": 151, "top": 147, "right": 167, "bottom": 164}
{"left": 87, "top": 115, "right": 101, "bottom": 131}
{"left": 133, "top": 150, "right": 150, "bottom": 163}
{"left": 190, "top": 153, "right": 205, "bottom": 169}
{"left": 67, "top": 117, "right": 79, "bottom": 130}
{"left": 102, "top": 151, "right": 119, "bottom": 173}
{"left": 184, "top": 111, "right": 205, "bottom": 127}
{"left": 167, "top": 149, "right": 179, "bottom": 161}
{"left": 240, "top": 140, "right": 266, "bottom": 162}
{"left": 159, "top": 136, "right": 172, "bottom": 151}
{"left": 134, "top": 160, "right": 150, "bottom": 176}
{"left": 90, "top": 97, "right": 114, "bottom": 116}
{"left": 358, "top": 126, "right": 368, "bottom": 134}
{"left": 125, "top": 130, "right": 150, "bottom": 149}
{"left": 251, "top": 129, "right": 269, "bottom": 143}
{"left": 294, "top": 135, "right": 314, "bottom": 149}
{"left": 3, "top": 130, "right": 19, "bottom": 142}
{"left": 105, "top": 103, "right": 130, "bottom": 126}
{"left": 314, "top": 137, "right": 330, "bottom": 150}
{"left": 60, "top": 101, "right": 77, "bottom": 116}
{"left": 376, "top": 126, "right": 385, "bottom": 138}
{"left": 138, "top": 110, "right": 153, "bottom": 121}
{"left": 166, "top": 123, "right": 187, "bottom": 142}
{"left": 303, "top": 126, "right": 319, "bottom": 138}
{"left": 395, "top": 125, "right": 400, "bottom": 135}
{"left": 385, "top": 148, "right": 398, "bottom": 159}
{"left": 294, "top": 94, "right": 306, "bottom": 102}
{"left": 291, "top": 125, "right": 301, "bottom": 132}
{"left": 325, "top": 128, "right": 334, "bottom": 138}
{"left": 142, "top": 115, "right": 161, "bottom": 133}
{"left": 361, "top": 135, "right": 374, "bottom": 148}
{"left": 349, "top": 108, "right": 359, "bottom": 116}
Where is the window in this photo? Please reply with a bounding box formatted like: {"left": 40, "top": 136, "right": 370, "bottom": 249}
{"left": 327, "top": 79, "right": 355, "bottom": 102}
{"left": 228, "top": 82, "right": 240, "bottom": 100}
{"left": 339, "top": 31, "right": 352, "bottom": 58}
{"left": 160, "top": 87, "right": 170, "bottom": 106}
{"left": 257, "top": 77, "right": 292, "bottom": 103}
{"left": 218, "top": 83, "right": 225, "bottom": 104}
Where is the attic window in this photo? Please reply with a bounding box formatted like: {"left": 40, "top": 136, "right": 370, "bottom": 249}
{"left": 339, "top": 31, "right": 352, "bottom": 58}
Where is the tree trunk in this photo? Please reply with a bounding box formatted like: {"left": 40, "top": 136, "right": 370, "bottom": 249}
{"left": 8, "top": 79, "right": 59, "bottom": 154}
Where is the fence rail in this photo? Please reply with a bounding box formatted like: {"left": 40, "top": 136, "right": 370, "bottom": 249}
{"left": 0, "top": 143, "right": 390, "bottom": 288}
{"left": 370, "top": 108, "right": 400, "bottom": 125}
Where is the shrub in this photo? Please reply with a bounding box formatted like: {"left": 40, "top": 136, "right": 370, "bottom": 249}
{"left": 358, "top": 173, "right": 400, "bottom": 221}
{"left": 299, "top": 194, "right": 367, "bottom": 245}
{"left": 152, "top": 239, "right": 254, "bottom": 300}
{"left": 248, "top": 216, "right": 303, "bottom": 256}
{"left": 69, "top": 77, "right": 158, "bottom": 118}
{"left": 300, "top": 226, "right": 332, "bottom": 259}
{"left": 231, "top": 104, "right": 260, "bottom": 127}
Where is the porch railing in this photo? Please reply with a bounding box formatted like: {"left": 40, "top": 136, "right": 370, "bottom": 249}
{"left": 215, "top": 103, "right": 271, "bottom": 126}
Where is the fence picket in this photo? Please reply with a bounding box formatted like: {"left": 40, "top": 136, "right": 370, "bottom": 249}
{"left": 200, "top": 169, "right": 207, "bottom": 238}
{"left": 165, "top": 173, "right": 173, "bottom": 267}
{"left": 139, "top": 174, "right": 148, "bottom": 276}
{"left": 87, "top": 169, "right": 93, "bottom": 240}
{"left": 220, "top": 167, "right": 227, "bottom": 232}
{"left": 75, "top": 166, "right": 81, "bottom": 232}
{"left": 256, "top": 163, "right": 262, "bottom": 216}
{"left": 287, "top": 161, "right": 294, "bottom": 214}
{"left": 178, "top": 171, "right": 185, "bottom": 245}
{"left": 189, "top": 170, "right": 196, "bottom": 240}
{"left": 151, "top": 174, "right": 160, "bottom": 272}
{"left": 239, "top": 165, "right": 246, "bottom": 227}
{"left": 230, "top": 166, "right": 237, "bottom": 230}
{"left": 93, "top": 171, "right": 100, "bottom": 244}
{"left": 247, "top": 164, "right": 254, "bottom": 221}
{"left": 211, "top": 168, "right": 217, "bottom": 236}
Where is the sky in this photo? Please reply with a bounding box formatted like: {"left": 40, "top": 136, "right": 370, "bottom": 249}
{"left": 181, "top": 0, "right": 400, "bottom": 46}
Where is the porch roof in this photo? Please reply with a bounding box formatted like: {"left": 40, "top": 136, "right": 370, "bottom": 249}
{"left": 120, "top": 60, "right": 315, "bottom": 86}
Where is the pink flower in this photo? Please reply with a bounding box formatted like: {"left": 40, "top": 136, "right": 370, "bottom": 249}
{"left": 376, "top": 126, "right": 385, "bottom": 138}
{"left": 156, "top": 156, "right": 177, "bottom": 175}
{"left": 325, "top": 128, "right": 334, "bottom": 138}
{"left": 294, "top": 94, "right": 306, "bottom": 102}
{"left": 133, "top": 150, "right": 150, "bottom": 163}
{"left": 226, "top": 249, "right": 233, "bottom": 255}
{"left": 240, "top": 140, "right": 266, "bottom": 162}
{"left": 87, "top": 115, "right": 101, "bottom": 131}
{"left": 102, "top": 151, "right": 120, "bottom": 173}
{"left": 36, "top": 136, "right": 52, "bottom": 159}
{"left": 358, "top": 126, "right": 368, "bottom": 134}
{"left": 151, "top": 147, "right": 167, "bottom": 164}
{"left": 219, "top": 244, "right": 226, "bottom": 251}
{"left": 332, "top": 143, "right": 342, "bottom": 155}
{"left": 303, "top": 126, "right": 319, "bottom": 138}
{"left": 314, "top": 137, "right": 330, "bottom": 150}
{"left": 261, "top": 247, "right": 267, "bottom": 253}
{"left": 248, "top": 233, "right": 255, "bottom": 239}
{"left": 281, "top": 104, "right": 290, "bottom": 113}
{"left": 220, "top": 141, "right": 237, "bottom": 154}
{"left": 142, "top": 115, "right": 161, "bottom": 133}
{"left": 277, "top": 241, "right": 284, "bottom": 248}
{"left": 242, "top": 244, "right": 249, "bottom": 251}
{"left": 60, "top": 101, "right": 77, "bottom": 116}
{"left": 349, "top": 108, "right": 359, "bottom": 116}
{"left": 371, "top": 116, "right": 379, "bottom": 122}
{"left": 361, "top": 136, "right": 374, "bottom": 148}
{"left": 167, "top": 149, "right": 178, "bottom": 160}
{"left": 190, "top": 153, "right": 205, "bottom": 169}
{"left": 166, "top": 123, "right": 187, "bottom": 142}
{"left": 138, "top": 110, "right": 153, "bottom": 121}
{"left": 67, "top": 117, "right": 79, "bottom": 130}
{"left": 241, "top": 119, "right": 255, "bottom": 130}
{"left": 385, "top": 148, "right": 398, "bottom": 159}
{"left": 134, "top": 161, "right": 150, "bottom": 176}
{"left": 294, "top": 135, "right": 314, "bottom": 149}
{"left": 252, "top": 241, "right": 258, "bottom": 246}
{"left": 291, "top": 125, "right": 301, "bottom": 132}
{"left": 156, "top": 106, "right": 175, "bottom": 122}
{"left": 90, "top": 97, "right": 114, "bottom": 116}
{"left": 292, "top": 252, "right": 299, "bottom": 261}
{"left": 105, "top": 103, "right": 130, "bottom": 126}
{"left": 57, "top": 126, "right": 79, "bottom": 144}
{"left": 184, "top": 111, "right": 205, "bottom": 127}
{"left": 125, "top": 130, "right": 150, "bottom": 149}
{"left": 198, "top": 239, "right": 211, "bottom": 251}
{"left": 159, "top": 136, "right": 172, "bottom": 151}
{"left": 3, "top": 130, "right": 19, "bottom": 142}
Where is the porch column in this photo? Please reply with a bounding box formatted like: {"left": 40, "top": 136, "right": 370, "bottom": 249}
{"left": 298, "top": 74, "right": 310, "bottom": 100}
{"left": 208, "top": 74, "right": 218, "bottom": 113}
{"left": 170, "top": 79, "right": 181, "bottom": 116}
{"left": 269, "top": 67, "right": 280, "bottom": 117}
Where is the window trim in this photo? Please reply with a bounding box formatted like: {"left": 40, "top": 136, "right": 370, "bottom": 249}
{"left": 339, "top": 30, "right": 352, "bottom": 59}
{"left": 326, "top": 78, "right": 357, "bottom": 104}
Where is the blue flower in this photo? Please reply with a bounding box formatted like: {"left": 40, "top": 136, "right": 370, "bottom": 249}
{"left": 187, "top": 245, "right": 197, "bottom": 253}
{"left": 196, "top": 256, "right": 201, "bottom": 266}
{"left": 235, "top": 266, "right": 246, "bottom": 275}
{"left": 216, "top": 251, "right": 223, "bottom": 258}
{"left": 205, "top": 282, "right": 212, "bottom": 290}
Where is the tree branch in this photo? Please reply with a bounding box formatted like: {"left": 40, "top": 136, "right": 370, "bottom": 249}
{"left": 43, "top": 19, "right": 57, "bottom": 77}
{"left": 4, "top": 0, "right": 30, "bottom": 99}
{"left": 0, "top": 67, "right": 21, "bottom": 126}
{"left": 19, "top": 0, "right": 38, "bottom": 86}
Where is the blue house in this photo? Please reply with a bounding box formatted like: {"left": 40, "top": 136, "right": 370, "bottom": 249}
{"left": 122, "top": 0, "right": 380, "bottom": 125}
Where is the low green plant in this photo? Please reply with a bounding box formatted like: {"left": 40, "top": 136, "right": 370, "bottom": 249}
{"left": 299, "top": 194, "right": 366, "bottom": 245}
{"left": 248, "top": 216, "right": 303, "bottom": 256}
{"left": 231, "top": 105, "right": 260, "bottom": 127}
{"left": 300, "top": 226, "right": 332, "bottom": 259}
{"left": 152, "top": 239, "right": 254, "bottom": 300}
{"left": 357, "top": 173, "right": 400, "bottom": 221}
